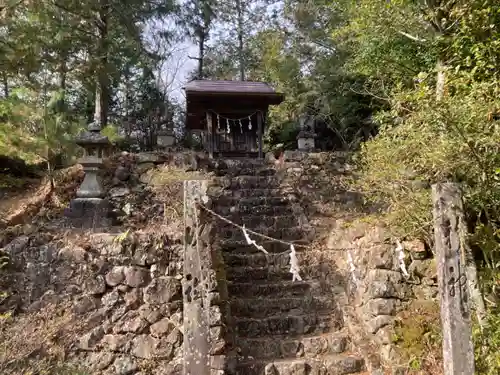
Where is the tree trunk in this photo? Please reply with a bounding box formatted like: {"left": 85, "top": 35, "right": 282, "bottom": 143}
{"left": 436, "top": 59, "right": 446, "bottom": 101}
{"left": 197, "top": 30, "right": 206, "bottom": 79}
{"left": 2, "top": 72, "right": 8, "bottom": 98}
{"left": 94, "top": 0, "right": 110, "bottom": 127}
{"left": 236, "top": 0, "right": 245, "bottom": 81}
{"left": 58, "top": 56, "right": 67, "bottom": 113}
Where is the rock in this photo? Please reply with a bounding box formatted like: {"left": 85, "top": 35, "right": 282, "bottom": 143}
{"left": 131, "top": 335, "right": 174, "bottom": 360}
{"left": 124, "top": 266, "right": 150, "bottom": 288}
{"left": 58, "top": 245, "right": 87, "bottom": 263}
{"left": 138, "top": 304, "right": 163, "bottom": 324}
{"left": 409, "top": 259, "right": 437, "bottom": 280}
{"left": 111, "top": 305, "right": 129, "bottom": 323}
{"left": 92, "top": 257, "right": 109, "bottom": 274}
{"left": 139, "top": 170, "right": 154, "bottom": 184}
{"left": 115, "top": 166, "right": 131, "bottom": 182}
{"left": 368, "top": 245, "right": 395, "bottom": 270}
{"left": 106, "top": 266, "right": 125, "bottom": 286}
{"left": 169, "top": 311, "right": 183, "bottom": 327}
{"left": 136, "top": 162, "right": 155, "bottom": 175}
{"left": 124, "top": 288, "right": 143, "bottom": 308}
{"left": 365, "top": 315, "right": 394, "bottom": 334}
{"left": 144, "top": 277, "right": 181, "bottom": 305}
{"left": 137, "top": 152, "right": 160, "bottom": 164}
{"left": 102, "top": 290, "right": 122, "bottom": 308}
{"left": 2, "top": 236, "right": 30, "bottom": 257}
{"left": 363, "top": 298, "right": 398, "bottom": 317}
{"left": 413, "top": 284, "right": 438, "bottom": 300}
{"left": 79, "top": 326, "right": 105, "bottom": 350}
{"left": 73, "top": 295, "right": 100, "bottom": 315}
{"left": 90, "top": 352, "right": 115, "bottom": 371}
{"left": 102, "top": 333, "right": 134, "bottom": 352}
{"left": 109, "top": 187, "right": 131, "bottom": 198}
{"left": 166, "top": 328, "right": 183, "bottom": 348}
{"left": 150, "top": 318, "right": 175, "bottom": 338}
{"left": 113, "top": 356, "right": 138, "bottom": 375}
{"left": 91, "top": 233, "right": 123, "bottom": 256}
{"left": 114, "top": 311, "right": 149, "bottom": 334}
{"left": 40, "top": 290, "right": 59, "bottom": 306}
{"left": 84, "top": 275, "right": 107, "bottom": 295}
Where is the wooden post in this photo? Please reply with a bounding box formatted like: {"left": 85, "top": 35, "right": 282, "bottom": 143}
{"left": 432, "top": 182, "right": 475, "bottom": 375}
{"left": 257, "top": 111, "right": 263, "bottom": 159}
{"left": 206, "top": 111, "right": 213, "bottom": 159}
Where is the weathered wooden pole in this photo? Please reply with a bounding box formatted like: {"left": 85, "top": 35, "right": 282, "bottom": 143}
{"left": 206, "top": 111, "right": 214, "bottom": 159}
{"left": 257, "top": 111, "right": 263, "bottom": 159}
{"left": 432, "top": 182, "right": 475, "bottom": 375}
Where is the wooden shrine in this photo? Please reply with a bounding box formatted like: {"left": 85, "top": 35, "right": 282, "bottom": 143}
{"left": 184, "top": 80, "right": 284, "bottom": 158}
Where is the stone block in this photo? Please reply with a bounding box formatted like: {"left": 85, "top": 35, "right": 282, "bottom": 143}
{"left": 65, "top": 198, "right": 114, "bottom": 229}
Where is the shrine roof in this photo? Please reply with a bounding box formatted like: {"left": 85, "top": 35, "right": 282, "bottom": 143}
{"left": 184, "top": 80, "right": 282, "bottom": 97}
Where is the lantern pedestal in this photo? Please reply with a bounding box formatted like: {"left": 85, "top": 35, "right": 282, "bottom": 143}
{"left": 65, "top": 123, "right": 114, "bottom": 229}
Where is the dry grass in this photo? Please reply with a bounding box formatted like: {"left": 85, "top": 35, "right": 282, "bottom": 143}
{"left": 0, "top": 301, "right": 89, "bottom": 375}
{"left": 140, "top": 165, "right": 211, "bottom": 237}
{"left": 392, "top": 300, "right": 443, "bottom": 374}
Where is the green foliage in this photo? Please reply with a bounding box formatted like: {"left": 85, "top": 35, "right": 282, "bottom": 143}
{"left": 474, "top": 269, "right": 500, "bottom": 375}
{"left": 101, "top": 124, "right": 123, "bottom": 144}
{"left": 0, "top": 89, "right": 83, "bottom": 165}
{"left": 356, "top": 75, "right": 500, "bottom": 246}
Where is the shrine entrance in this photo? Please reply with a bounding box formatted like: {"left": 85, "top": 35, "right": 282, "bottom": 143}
{"left": 184, "top": 80, "right": 284, "bottom": 158}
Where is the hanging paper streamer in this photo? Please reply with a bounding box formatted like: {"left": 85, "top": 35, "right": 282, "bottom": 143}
{"left": 289, "top": 244, "right": 302, "bottom": 282}
{"left": 396, "top": 240, "right": 409, "bottom": 277}
{"left": 347, "top": 250, "right": 357, "bottom": 283}
{"left": 248, "top": 115, "right": 252, "bottom": 130}
{"left": 239, "top": 119, "right": 243, "bottom": 134}
{"left": 216, "top": 113, "right": 220, "bottom": 130}
{"left": 242, "top": 225, "right": 268, "bottom": 254}
{"left": 226, "top": 118, "right": 230, "bottom": 134}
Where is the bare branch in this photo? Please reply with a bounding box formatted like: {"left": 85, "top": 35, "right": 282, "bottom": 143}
{"left": 397, "top": 30, "right": 427, "bottom": 42}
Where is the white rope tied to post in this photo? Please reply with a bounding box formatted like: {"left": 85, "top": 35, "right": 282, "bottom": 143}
{"left": 242, "top": 225, "right": 269, "bottom": 254}
{"left": 289, "top": 244, "right": 302, "bottom": 282}
{"left": 396, "top": 239, "right": 410, "bottom": 278}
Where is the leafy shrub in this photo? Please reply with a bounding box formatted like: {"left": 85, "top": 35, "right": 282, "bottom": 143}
{"left": 355, "top": 75, "right": 500, "bottom": 256}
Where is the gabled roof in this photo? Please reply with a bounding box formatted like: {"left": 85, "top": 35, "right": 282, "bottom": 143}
{"left": 184, "top": 80, "right": 281, "bottom": 96}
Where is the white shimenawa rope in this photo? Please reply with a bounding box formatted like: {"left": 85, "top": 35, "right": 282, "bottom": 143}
{"left": 396, "top": 239, "right": 409, "bottom": 277}
{"left": 242, "top": 225, "right": 303, "bottom": 282}
{"left": 289, "top": 244, "right": 302, "bottom": 282}
{"left": 242, "top": 225, "right": 269, "bottom": 254}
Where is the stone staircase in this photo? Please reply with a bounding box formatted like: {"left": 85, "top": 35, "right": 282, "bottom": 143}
{"left": 208, "top": 159, "right": 366, "bottom": 375}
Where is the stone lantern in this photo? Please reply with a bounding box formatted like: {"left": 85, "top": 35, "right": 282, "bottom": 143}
{"left": 66, "top": 121, "right": 113, "bottom": 228}
{"left": 297, "top": 115, "right": 316, "bottom": 151}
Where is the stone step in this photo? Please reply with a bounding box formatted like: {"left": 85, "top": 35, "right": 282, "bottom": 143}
{"left": 226, "top": 265, "right": 314, "bottom": 283}
{"left": 233, "top": 354, "right": 366, "bottom": 375}
{"left": 216, "top": 204, "right": 295, "bottom": 217}
{"left": 213, "top": 176, "right": 281, "bottom": 189}
{"left": 234, "top": 313, "right": 340, "bottom": 338}
{"left": 227, "top": 280, "right": 323, "bottom": 299}
{"left": 215, "top": 196, "right": 291, "bottom": 208}
{"left": 220, "top": 240, "right": 298, "bottom": 254}
{"left": 213, "top": 168, "right": 276, "bottom": 178}
{"left": 235, "top": 331, "right": 349, "bottom": 360}
{"left": 218, "top": 226, "right": 306, "bottom": 242}
{"left": 223, "top": 252, "right": 292, "bottom": 268}
{"left": 209, "top": 187, "right": 282, "bottom": 199}
{"left": 217, "top": 215, "right": 300, "bottom": 231}
{"left": 230, "top": 296, "right": 337, "bottom": 318}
